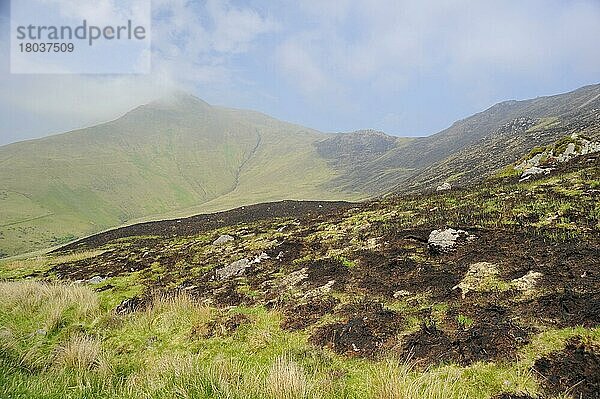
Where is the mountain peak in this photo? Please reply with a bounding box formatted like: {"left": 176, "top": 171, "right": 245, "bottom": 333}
{"left": 149, "top": 90, "right": 212, "bottom": 110}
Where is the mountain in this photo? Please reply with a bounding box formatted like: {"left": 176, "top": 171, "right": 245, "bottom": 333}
{"left": 1, "top": 84, "right": 600, "bottom": 256}
{"left": 393, "top": 84, "right": 600, "bottom": 192}
{"left": 1, "top": 134, "right": 598, "bottom": 398}
{"left": 0, "top": 94, "right": 347, "bottom": 256}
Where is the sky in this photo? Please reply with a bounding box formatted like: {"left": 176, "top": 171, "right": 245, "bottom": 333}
{"left": 1, "top": 0, "right": 600, "bottom": 146}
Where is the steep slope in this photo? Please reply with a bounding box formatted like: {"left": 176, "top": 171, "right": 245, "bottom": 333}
{"left": 0, "top": 94, "right": 346, "bottom": 256}
{"left": 2, "top": 84, "right": 600, "bottom": 256}
{"left": 313, "top": 130, "right": 414, "bottom": 195}
{"left": 322, "top": 83, "right": 600, "bottom": 194}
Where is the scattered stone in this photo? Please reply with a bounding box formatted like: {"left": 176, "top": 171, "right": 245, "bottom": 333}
{"left": 436, "top": 182, "right": 452, "bottom": 191}
{"left": 393, "top": 290, "right": 411, "bottom": 298}
{"left": 216, "top": 258, "right": 250, "bottom": 279}
{"left": 304, "top": 280, "right": 336, "bottom": 300}
{"left": 428, "top": 228, "right": 473, "bottom": 251}
{"left": 252, "top": 252, "right": 270, "bottom": 264}
{"left": 88, "top": 276, "right": 106, "bottom": 284}
{"left": 35, "top": 329, "right": 47, "bottom": 336}
{"left": 453, "top": 262, "right": 499, "bottom": 298}
{"left": 557, "top": 142, "right": 577, "bottom": 162}
{"left": 366, "top": 237, "right": 381, "bottom": 250}
{"left": 213, "top": 234, "right": 235, "bottom": 246}
{"left": 519, "top": 166, "right": 552, "bottom": 182}
{"left": 280, "top": 268, "right": 308, "bottom": 288}
{"left": 511, "top": 271, "right": 543, "bottom": 294}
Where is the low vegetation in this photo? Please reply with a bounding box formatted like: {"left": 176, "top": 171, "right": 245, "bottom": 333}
{"left": 3, "top": 281, "right": 596, "bottom": 399}
{"left": 1, "top": 148, "right": 598, "bottom": 398}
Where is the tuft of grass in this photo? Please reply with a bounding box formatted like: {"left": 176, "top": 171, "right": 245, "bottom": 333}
{"left": 55, "top": 334, "right": 102, "bottom": 371}
{"left": 266, "top": 356, "right": 309, "bottom": 399}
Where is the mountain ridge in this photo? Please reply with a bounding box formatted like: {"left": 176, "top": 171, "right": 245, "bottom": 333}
{"left": 1, "top": 83, "right": 600, "bottom": 256}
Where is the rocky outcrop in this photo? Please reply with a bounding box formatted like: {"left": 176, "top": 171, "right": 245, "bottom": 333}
{"left": 216, "top": 258, "right": 250, "bottom": 279}
{"left": 516, "top": 133, "right": 600, "bottom": 181}
{"left": 428, "top": 228, "right": 474, "bottom": 251}
{"left": 213, "top": 234, "right": 235, "bottom": 245}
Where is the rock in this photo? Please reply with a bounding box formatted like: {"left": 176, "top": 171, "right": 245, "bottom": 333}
{"left": 213, "top": 234, "right": 235, "bottom": 245}
{"left": 581, "top": 140, "right": 600, "bottom": 155}
{"left": 520, "top": 166, "right": 551, "bottom": 181}
{"left": 511, "top": 271, "right": 543, "bottom": 293}
{"left": 35, "top": 329, "right": 47, "bottom": 336}
{"left": 436, "top": 182, "right": 452, "bottom": 191}
{"left": 453, "top": 262, "right": 499, "bottom": 298}
{"left": 557, "top": 142, "right": 577, "bottom": 162}
{"left": 252, "top": 252, "right": 270, "bottom": 264}
{"left": 303, "top": 280, "right": 336, "bottom": 300}
{"left": 428, "top": 228, "right": 473, "bottom": 251}
{"left": 216, "top": 258, "right": 250, "bottom": 279}
{"left": 88, "top": 276, "right": 106, "bottom": 284}
{"left": 280, "top": 267, "right": 308, "bottom": 288}
{"left": 393, "top": 290, "right": 411, "bottom": 298}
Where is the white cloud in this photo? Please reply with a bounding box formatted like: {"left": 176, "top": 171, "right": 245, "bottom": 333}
{"left": 0, "top": 0, "right": 278, "bottom": 144}
{"left": 2, "top": 0, "right": 600, "bottom": 144}
{"left": 37, "top": 0, "right": 150, "bottom": 26}
{"left": 276, "top": 34, "right": 330, "bottom": 95}
{"left": 275, "top": 0, "right": 600, "bottom": 98}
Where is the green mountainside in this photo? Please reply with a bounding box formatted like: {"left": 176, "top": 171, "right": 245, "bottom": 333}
{"left": 1, "top": 84, "right": 600, "bottom": 256}
{"left": 0, "top": 94, "right": 346, "bottom": 256}
{"left": 1, "top": 134, "right": 598, "bottom": 399}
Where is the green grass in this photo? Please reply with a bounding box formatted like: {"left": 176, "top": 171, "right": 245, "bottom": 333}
{"left": 0, "top": 100, "right": 351, "bottom": 258}
{"left": 3, "top": 280, "right": 593, "bottom": 399}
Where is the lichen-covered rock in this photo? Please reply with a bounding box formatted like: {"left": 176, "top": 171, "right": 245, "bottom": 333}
{"left": 428, "top": 228, "right": 473, "bottom": 251}
{"left": 520, "top": 166, "right": 551, "bottom": 181}
{"left": 436, "top": 182, "right": 452, "bottom": 191}
{"left": 280, "top": 268, "right": 308, "bottom": 288}
{"left": 393, "top": 290, "right": 411, "bottom": 298}
{"left": 453, "top": 262, "right": 499, "bottom": 298}
{"left": 213, "top": 234, "right": 235, "bottom": 245}
{"left": 216, "top": 258, "right": 250, "bottom": 279}
{"left": 511, "top": 271, "right": 543, "bottom": 293}
{"left": 252, "top": 252, "right": 270, "bottom": 264}
{"left": 88, "top": 275, "right": 106, "bottom": 284}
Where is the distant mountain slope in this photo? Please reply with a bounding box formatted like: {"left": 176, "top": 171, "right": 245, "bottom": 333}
{"left": 394, "top": 85, "right": 600, "bottom": 192}
{"left": 322, "top": 83, "right": 600, "bottom": 194}
{"left": 0, "top": 94, "right": 350, "bottom": 256}
{"left": 1, "top": 84, "right": 600, "bottom": 256}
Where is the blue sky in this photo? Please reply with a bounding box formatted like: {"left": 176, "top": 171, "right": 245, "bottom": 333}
{"left": 1, "top": 0, "right": 600, "bottom": 145}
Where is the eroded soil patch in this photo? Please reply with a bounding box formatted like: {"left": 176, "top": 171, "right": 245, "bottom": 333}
{"left": 309, "top": 300, "right": 404, "bottom": 358}
{"left": 534, "top": 337, "right": 600, "bottom": 399}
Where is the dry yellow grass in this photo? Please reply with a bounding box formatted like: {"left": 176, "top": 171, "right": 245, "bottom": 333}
{"left": 371, "top": 359, "right": 468, "bottom": 399}
{"left": 266, "top": 356, "right": 310, "bottom": 399}
{"left": 55, "top": 334, "right": 102, "bottom": 371}
{"left": 0, "top": 280, "right": 99, "bottom": 323}
{"left": 0, "top": 250, "right": 103, "bottom": 271}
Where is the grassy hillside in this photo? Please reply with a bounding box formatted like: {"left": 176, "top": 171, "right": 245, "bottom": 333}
{"left": 322, "top": 84, "right": 600, "bottom": 194}
{"left": 2, "top": 84, "right": 600, "bottom": 257}
{"left": 1, "top": 141, "right": 598, "bottom": 398}
{"left": 0, "top": 95, "right": 351, "bottom": 257}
